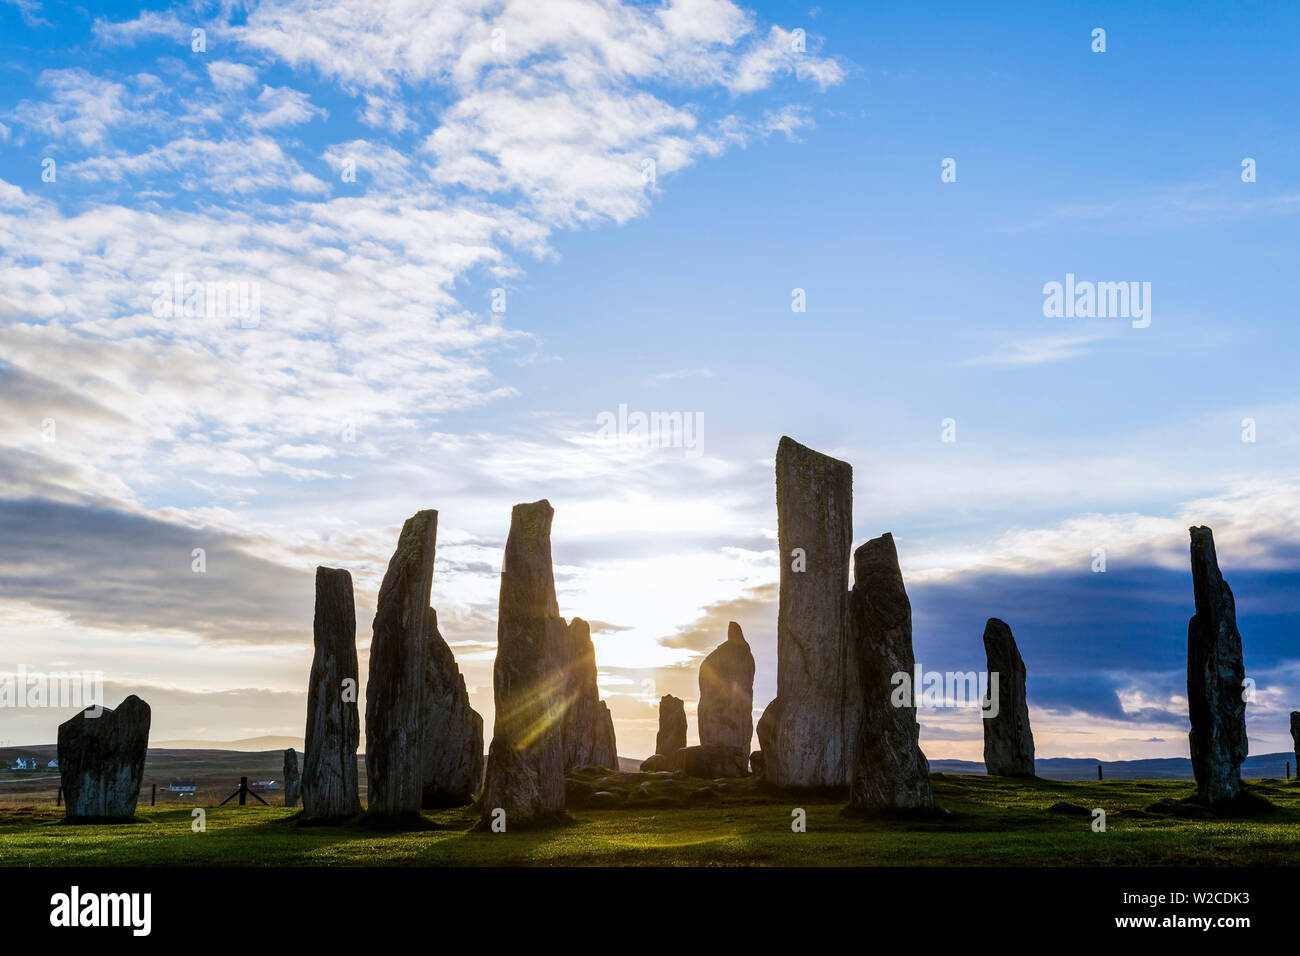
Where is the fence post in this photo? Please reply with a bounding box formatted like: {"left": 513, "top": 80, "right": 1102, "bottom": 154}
{"left": 151, "top": 783, "right": 156, "bottom": 806}
{"left": 56, "top": 785, "right": 61, "bottom": 807}
{"left": 239, "top": 776, "right": 248, "bottom": 806}
{"left": 1097, "top": 764, "right": 1103, "bottom": 781}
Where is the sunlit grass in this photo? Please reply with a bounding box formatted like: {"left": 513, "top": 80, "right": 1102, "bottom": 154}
{"left": 1, "top": 775, "right": 1297, "bottom": 866}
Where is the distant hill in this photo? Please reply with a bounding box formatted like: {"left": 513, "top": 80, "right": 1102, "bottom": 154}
{"left": 150, "top": 736, "right": 305, "bottom": 752}
{"left": 7, "top": 741, "right": 1296, "bottom": 784}
{"left": 931, "top": 752, "right": 1296, "bottom": 781}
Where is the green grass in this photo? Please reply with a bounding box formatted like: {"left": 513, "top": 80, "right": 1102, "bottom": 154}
{"left": 3, "top": 774, "right": 1299, "bottom": 866}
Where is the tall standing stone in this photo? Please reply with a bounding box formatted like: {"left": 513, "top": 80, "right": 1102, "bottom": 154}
{"left": 698, "top": 622, "right": 755, "bottom": 758}
{"left": 656, "top": 694, "right": 687, "bottom": 756}
{"left": 421, "top": 606, "right": 485, "bottom": 807}
{"left": 757, "top": 436, "right": 857, "bottom": 788}
{"left": 982, "top": 618, "right": 1035, "bottom": 777}
{"left": 366, "top": 510, "right": 437, "bottom": 816}
{"left": 1187, "top": 525, "right": 1248, "bottom": 805}
{"left": 561, "top": 617, "right": 618, "bottom": 770}
{"left": 1291, "top": 712, "right": 1300, "bottom": 779}
{"left": 848, "top": 534, "right": 933, "bottom": 810}
{"left": 57, "top": 695, "right": 151, "bottom": 822}
{"left": 303, "top": 566, "right": 361, "bottom": 820}
{"left": 480, "top": 500, "right": 568, "bottom": 827}
{"left": 283, "top": 748, "right": 301, "bottom": 808}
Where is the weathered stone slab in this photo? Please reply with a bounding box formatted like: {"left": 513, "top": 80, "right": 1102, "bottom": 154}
{"left": 365, "top": 510, "right": 438, "bottom": 816}
{"left": 561, "top": 617, "right": 618, "bottom": 770}
{"left": 1291, "top": 712, "right": 1300, "bottom": 778}
{"left": 303, "top": 566, "right": 361, "bottom": 820}
{"left": 480, "top": 500, "right": 568, "bottom": 827}
{"left": 58, "top": 695, "right": 151, "bottom": 822}
{"left": 698, "top": 622, "right": 755, "bottom": 761}
{"left": 758, "top": 436, "right": 857, "bottom": 788}
{"left": 421, "top": 606, "right": 485, "bottom": 808}
{"left": 982, "top": 618, "right": 1035, "bottom": 777}
{"left": 1187, "top": 525, "right": 1248, "bottom": 805}
{"left": 847, "top": 533, "right": 933, "bottom": 810}
{"left": 644, "top": 744, "right": 748, "bottom": 779}
{"left": 283, "top": 748, "right": 301, "bottom": 808}
{"left": 655, "top": 694, "right": 687, "bottom": 756}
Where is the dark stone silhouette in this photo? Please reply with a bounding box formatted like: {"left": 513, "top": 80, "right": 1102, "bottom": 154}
{"left": 420, "top": 606, "right": 484, "bottom": 807}
{"left": 982, "top": 618, "right": 1035, "bottom": 777}
{"left": 698, "top": 622, "right": 754, "bottom": 762}
{"left": 283, "top": 748, "right": 301, "bottom": 808}
{"left": 758, "top": 436, "right": 858, "bottom": 787}
{"left": 303, "top": 566, "right": 361, "bottom": 820}
{"left": 561, "top": 617, "right": 618, "bottom": 770}
{"left": 848, "top": 534, "right": 933, "bottom": 810}
{"left": 58, "top": 695, "right": 151, "bottom": 822}
{"left": 656, "top": 694, "right": 688, "bottom": 756}
{"left": 480, "top": 500, "right": 568, "bottom": 828}
{"left": 640, "top": 744, "right": 748, "bottom": 778}
{"left": 1187, "top": 525, "right": 1248, "bottom": 805}
{"left": 1291, "top": 712, "right": 1300, "bottom": 780}
{"left": 366, "top": 510, "right": 438, "bottom": 816}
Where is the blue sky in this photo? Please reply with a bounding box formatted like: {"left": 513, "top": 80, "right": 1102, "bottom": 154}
{"left": 1, "top": 0, "right": 1297, "bottom": 760}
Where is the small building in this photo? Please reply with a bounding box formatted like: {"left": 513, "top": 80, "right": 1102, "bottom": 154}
{"left": 248, "top": 780, "right": 279, "bottom": 791}
{"left": 169, "top": 780, "right": 197, "bottom": 793}
{"left": 46, "top": 760, "right": 58, "bottom": 769}
{"left": 9, "top": 757, "right": 37, "bottom": 771}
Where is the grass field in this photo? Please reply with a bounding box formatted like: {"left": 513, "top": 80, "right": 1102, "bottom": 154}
{"left": 0, "top": 746, "right": 349, "bottom": 807}
{"left": 2, "top": 773, "right": 1298, "bottom": 866}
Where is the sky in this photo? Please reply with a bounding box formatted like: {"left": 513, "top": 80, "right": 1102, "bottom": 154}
{"left": 1, "top": 0, "right": 1298, "bottom": 761}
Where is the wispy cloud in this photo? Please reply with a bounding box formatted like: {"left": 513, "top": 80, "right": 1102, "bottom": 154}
{"left": 649, "top": 367, "right": 715, "bottom": 385}
{"left": 962, "top": 327, "right": 1119, "bottom": 367}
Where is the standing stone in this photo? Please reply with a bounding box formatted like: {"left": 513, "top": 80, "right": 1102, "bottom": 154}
{"left": 698, "top": 622, "right": 755, "bottom": 759}
{"left": 366, "top": 510, "right": 437, "bottom": 816}
{"left": 757, "top": 436, "right": 857, "bottom": 788}
{"left": 1291, "top": 712, "right": 1300, "bottom": 780}
{"left": 57, "top": 695, "right": 151, "bottom": 822}
{"left": 1187, "top": 525, "right": 1248, "bottom": 805}
{"left": 594, "top": 702, "right": 617, "bottom": 767}
{"left": 561, "top": 617, "right": 619, "bottom": 770}
{"left": 480, "top": 500, "right": 568, "bottom": 827}
{"left": 848, "top": 534, "right": 933, "bottom": 810}
{"left": 303, "top": 566, "right": 361, "bottom": 820}
{"left": 283, "top": 748, "right": 301, "bottom": 808}
{"left": 982, "top": 618, "right": 1035, "bottom": 777}
{"left": 656, "top": 694, "right": 687, "bottom": 756}
{"left": 421, "top": 607, "right": 485, "bottom": 807}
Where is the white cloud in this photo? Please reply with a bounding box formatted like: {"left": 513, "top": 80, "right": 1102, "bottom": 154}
{"left": 3, "top": 0, "right": 50, "bottom": 29}
{"left": 729, "top": 25, "right": 845, "bottom": 93}
{"left": 359, "top": 93, "right": 412, "bottom": 132}
{"left": 207, "top": 61, "right": 259, "bottom": 92}
{"left": 242, "top": 84, "right": 326, "bottom": 129}
{"left": 66, "top": 136, "right": 329, "bottom": 194}
{"left": 8, "top": 69, "right": 138, "bottom": 147}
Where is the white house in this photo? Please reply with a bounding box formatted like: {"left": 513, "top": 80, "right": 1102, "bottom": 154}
{"left": 46, "top": 760, "right": 58, "bottom": 769}
{"left": 169, "top": 780, "right": 197, "bottom": 793}
{"left": 9, "top": 757, "right": 37, "bottom": 770}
